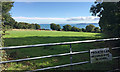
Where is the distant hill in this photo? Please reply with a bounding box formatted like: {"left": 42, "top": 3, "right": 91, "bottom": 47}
{"left": 76, "top": 23, "right": 98, "bottom": 25}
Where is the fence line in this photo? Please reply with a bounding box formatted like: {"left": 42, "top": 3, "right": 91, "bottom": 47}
{"left": 0, "top": 51, "right": 89, "bottom": 64}
{"left": 0, "top": 47, "right": 120, "bottom": 64}
{"left": 0, "top": 38, "right": 120, "bottom": 71}
{"left": 28, "top": 56, "right": 120, "bottom": 72}
{"left": 29, "top": 61, "right": 90, "bottom": 72}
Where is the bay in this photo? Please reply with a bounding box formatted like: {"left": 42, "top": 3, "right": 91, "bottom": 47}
{"left": 39, "top": 23, "right": 99, "bottom": 30}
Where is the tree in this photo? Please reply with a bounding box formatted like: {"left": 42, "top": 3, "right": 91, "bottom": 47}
{"left": 35, "top": 24, "right": 40, "bottom": 29}
{"left": 50, "top": 23, "right": 61, "bottom": 31}
{"left": 86, "top": 24, "right": 95, "bottom": 32}
{"left": 50, "top": 23, "right": 57, "bottom": 30}
{"left": 71, "top": 26, "right": 82, "bottom": 32}
{"left": 0, "top": 2, "right": 14, "bottom": 70}
{"left": 90, "top": 2, "right": 120, "bottom": 37}
{"left": 56, "top": 24, "right": 61, "bottom": 31}
{"left": 82, "top": 28, "right": 86, "bottom": 32}
{"left": 2, "top": 2, "right": 14, "bottom": 33}
{"left": 63, "top": 24, "right": 72, "bottom": 31}
{"left": 94, "top": 27, "right": 100, "bottom": 33}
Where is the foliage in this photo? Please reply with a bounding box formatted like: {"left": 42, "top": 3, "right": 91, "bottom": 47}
{"left": 63, "top": 24, "right": 72, "bottom": 31}
{"left": 71, "top": 26, "right": 82, "bottom": 32}
{"left": 14, "top": 22, "right": 40, "bottom": 30}
{"left": 90, "top": 2, "right": 120, "bottom": 37}
{"left": 50, "top": 23, "right": 61, "bottom": 31}
{"left": 2, "top": 2, "right": 14, "bottom": 21}
{"left": 94, "top": 27, "right": 100, "bottom": 33}
{"left": 1, "top": 2, "right": 40, "bottom": 30}
{"left": 56, "top": 24, "right": 61, "bottom": 31}
{"left": 82, "top": 28, "right": 86, "bottom": 32}
{"left": 0, "top": 2, "right": 14, "bottom": 36}
{"left": 86, "top": 24, "right": 95, "bottom": 32}
{"left": 50, "top": 23, "right": 57, "bottom": 30}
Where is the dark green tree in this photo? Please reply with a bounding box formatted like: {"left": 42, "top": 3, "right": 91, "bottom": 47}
{"left": 82, "top": 28, "right": 86, "bottom": 32}
{"left": 90, "top": 2, "right": 120, "bottom": 37}
{"left": 56, "top": 24, "right": 61, "bottom": 31}
{"left": 2, "top": 2, "right": 14, "bottom": 33}
{"left": 63, "top": 24, "right": 72, "bottom": 31}
{"left": 86, "top": 24, "right": 95, "bottom": 32}
{"left": 50, "top": 23, "right": 61, "bottom": 31}
{"left": 71, "top": 26, "right": 82, "bottom": 32}
{"left": 35, "top": 24, "right": 40, "bottom": 29}
{"left": 50, "top": 23, "right": 57, "bottom": 30}
{"left": 94, "top": 27, "right": 100, "bottom": 33}
{"left": 0, "top": 2, "right": 14, "bottom": 70}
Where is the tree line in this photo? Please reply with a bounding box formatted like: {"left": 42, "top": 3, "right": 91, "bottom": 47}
{"left": 2, "top": 2, "right": 40, "bottom": 31}
{"left": 50, "top": 23, "right": 101, "bottom": 33}
{"left": 3, "top": 16, "right": 40, "bottom": 30}
{"left": 4, "top": 21, "right": 40, "bottom": 30}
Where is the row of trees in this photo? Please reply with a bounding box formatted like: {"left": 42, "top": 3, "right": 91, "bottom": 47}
{"left": 4, "top": 22, "right": 40, "bottom": 30}
{"left": 50, "top": 23, "right": 101, "bottom": 33}
{"left": 2, "top": 2, "right": 40, "bottom": 30}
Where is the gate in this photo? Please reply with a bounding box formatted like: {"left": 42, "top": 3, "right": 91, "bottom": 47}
{"left": 0, "top": 38, "right": 120, "bottom": 71}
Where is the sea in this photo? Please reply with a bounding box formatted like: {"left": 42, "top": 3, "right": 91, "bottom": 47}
{"left": 39, "top": 23, "right": 99, "bottom": 30}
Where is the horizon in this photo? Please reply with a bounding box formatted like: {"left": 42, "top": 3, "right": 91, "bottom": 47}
{"left": 10, "top": 2, "right": 100, "bottom": 24}
{"left": 38, "top": 23, "right": 99, "bottom": 24}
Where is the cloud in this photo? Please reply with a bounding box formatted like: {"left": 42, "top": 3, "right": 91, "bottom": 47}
{"left": 13, "top": 16, "right": 99, "bottom": 21}
{"left": 67, "top": 16, "right": 100, "bottom": 21}
{"left": 12, "top": 16, "right": 100, "bottom": 24}
{"left": 13, "top": 17, "right": 67, "bottom": 20}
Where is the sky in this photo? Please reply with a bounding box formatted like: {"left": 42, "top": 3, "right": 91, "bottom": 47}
{"left": 10, "top": 2, "right": 100, "bottom": 24}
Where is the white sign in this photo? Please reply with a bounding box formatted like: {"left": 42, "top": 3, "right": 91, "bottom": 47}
{"left": 90, "top": 48, "right": 112, "bottom": 63}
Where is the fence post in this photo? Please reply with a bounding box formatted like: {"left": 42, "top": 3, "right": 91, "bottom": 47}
{"left": 70, "top": 44, "right": 72, "bottom": 71}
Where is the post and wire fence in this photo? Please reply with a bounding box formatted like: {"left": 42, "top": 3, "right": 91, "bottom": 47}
{"left": 0, "top": 38, "right": 120, "bottom": 71}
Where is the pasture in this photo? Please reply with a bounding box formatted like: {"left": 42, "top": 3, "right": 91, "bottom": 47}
{"left": 4, "top": 30, "right": 119, "bottom": 71}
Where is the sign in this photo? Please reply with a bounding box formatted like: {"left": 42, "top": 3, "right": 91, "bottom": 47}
{"left": 90, "top": 48, "right": 112, "bottom": 63}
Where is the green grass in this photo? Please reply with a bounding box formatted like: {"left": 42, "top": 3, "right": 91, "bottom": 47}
{"left": 4, "top": 30, "right": 104, "bottom": 46}
{"left": 4, "top": 30, "right": 119, "bottom": 71}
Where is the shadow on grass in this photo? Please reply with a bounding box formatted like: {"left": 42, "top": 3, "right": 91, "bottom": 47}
{"left": 4, "top": 36, "right": 120, "bottom": 70}
{"left": 4, "top": 36, "right": 102, "bottom": 59}
{"left": 4, "top": 36, "right": 103, "bottom": 47}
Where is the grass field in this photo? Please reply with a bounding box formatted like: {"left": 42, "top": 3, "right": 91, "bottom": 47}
{"left": 4, "top": 30, "right": 119, "bottom": 71}
{"left": 4, "top": 30, "right": 105, "bottom": 46}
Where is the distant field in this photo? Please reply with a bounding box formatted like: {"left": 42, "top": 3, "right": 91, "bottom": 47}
{"left": 4, "top": 30, "right": 119, "bottom": 71}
